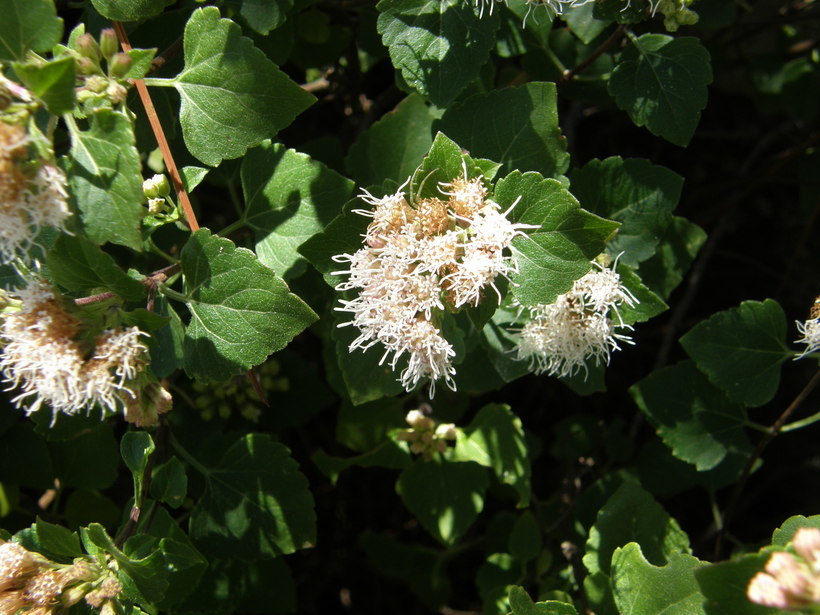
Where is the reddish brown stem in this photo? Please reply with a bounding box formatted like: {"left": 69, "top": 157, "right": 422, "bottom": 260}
{"left": 560, "top": 25, "right": 625, "bottom": 84}
{"left": 111, "top": 21, "right": 200, "bottom": 232}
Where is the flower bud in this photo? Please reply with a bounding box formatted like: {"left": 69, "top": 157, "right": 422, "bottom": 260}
{"left": 76, "top": 56, "right": 98, "bottom": 76}
{"left": 108, "top": 53, "right": 132, "bottom": 79}
{"left": 143, "top": 174, "right": 171, "bottom": 199}
{"left": 61, "top": 582, "right": 93, "bottom": 607}
{"left": 435, "top": 423, "right": 457, "bottom": 440}
{"left": 147, "top": 198, "right": 168, "bottom": 215}
{"left": 100, "top": 28, "right": 119, "bottom": 60}
{"left": 405, "top": 409, "right": 425, "bottom": 428}
{"left": 85, "top": 75, "right": 108, "bottom": 94}
{"left": 76, "top": 33, "right": 101, "bottom": 62}
{"left": 794, "top": 528, "right": 820, "bottom": 569}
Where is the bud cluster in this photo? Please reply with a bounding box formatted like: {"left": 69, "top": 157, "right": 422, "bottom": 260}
{"left": 0, "top": 120, "right": 71, "bottom": 264}
{"left": 794, "top": 296, "right": 820, "bottom": 361}
{"left": 748, "top": 527, "right": 820, "bottom": 610}
{"left": 395, "top": 408, "right": 458, "bottom": 460}
{"left": 333, "top": 169, "right": 533, "bottom": 394}
{"left": 513, "top": 259, "right": 637, "bottom": 378}
{"left": 73, "top": 29, "right": 134, "bottom": 108}
{"left": 0, "top": 281, "right": 169, "bottom": 425}
{"left": 192, "top": 359, "right": 288, "bottom": 423}
{"left": 0, "top": 540, "right": 122, "bottom": 614}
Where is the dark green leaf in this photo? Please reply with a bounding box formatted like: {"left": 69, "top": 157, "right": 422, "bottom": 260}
{"left": 90, "top": 0, "right": 173, "bottom": 21}
{"left": 12, "top": 56, "right": 76, "bottom": 115}
{"left": 569, "top": 157, "right": 683, "bottom": 266}
{"left": 452, "top": 403, "right": 531, "bottom": 506}
{"left": 46, "top": 234, "right": 146, "bottom": 301}
{"left": 0, "top": 0, "right": 62, "bottom": 61}
{"left": 583, "top": 481, "right": 690, "bottom": 576}
{"left": 35, "top": 517, "right": 83, "bottom": 560}
{"left": 396, "top": 458, "right": 489, "bottom": 545}
{"left": 49, "top": 423, "right": 119, "bottom": 490}
{"left": 179, "top": 229, "right": 317, "bottom": 382}
{"left": 121, "top": 431, "right": 155, "bottom": 501}
{"left": 611, "top": 543, "right": 707, "bottom": 615}
{"left": 564, "top": 3, "right": 612, "bottom": 44}
{"left": 635, "top": 216, "right": 706, "bottom": 301}
{"left": 695, "top": 552, "right": 790, "bottom": 615}
{"left": 411, "top": 132, "right": 502, "bottom": 200}
{"left": 224, "top": 0, "right": 294, "bottom": 34}
{"left": 616, "top": 264, "right": 668, "bottom": 325}
{"left": 508, "top": 512, "right": 542, "bottom": 562}
{"left": 376, "top": 0, "right": 499, "bottom": 106}
{"left": 167, "top": 7, "right": 315, "bottom": 166}
{"left": 609, "top": 34, "right": 712, "bottom": 146}
{"left": 0, "top": 423, "right": 53, "bottom": 489}
{"left": 493, "top": 171, "right": 619, "bottom": 306}
{"left": 631, "top": 361, "right": 752, "bottom": 472}
{"left": 150, "top": 297, "right": 185, "bottom": 378}
{"left": 67, "top": 109, "right": 145, "bottom": 250}
{"left": 436, "top": 82, "right": 570, "bottom": 177}
{"left": 311, "top": 440, "right": 411, "bottom": 485}
{"left": 772, "top": 515, "right": 820, "bottom": 546}
{"left": 151, "top": 457, "right": 187, "bottom": 509}
{"left": 508, "top": 585, "right": 578, "bottom": 615}
{"left": 346, "top": 94, "right": 438, "bottom": 187}
{"left": 241, "top": 142, "right": 354, "bottom": 279}
{"left": 680, "top": 299, "right": 790, "bottom": 407}
{"left": 189, "top": 434, "right": 316, "bottom": 559}
{"left": 335, "top": 397, "right": 406, "bottom": 453}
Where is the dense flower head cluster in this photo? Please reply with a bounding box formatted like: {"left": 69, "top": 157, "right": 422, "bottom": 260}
{"left": 513, "top": 259, "right": 637, "bottom": 378}
{"left": 748, "top": 527, "right": 820, "bottom": 610}
{"left": 0, "top": 539, "right": 122, "bottom": 614}
{"left": 473, "top": 0, "right": 594, "bottom": 18}
{"left": 794, "top": 296, "right": 820, "bottom": 360}
{"left": 395, "top": 406, "right": 458, "bottom": 460}
{"left": 334, "top": 170, "right": 534, "bottom": 394}
{"left": 0, "top": 119, "right": 71, "bottom": 265}
{"left": 0, "top": 281, "right": 168, "bottom": 424}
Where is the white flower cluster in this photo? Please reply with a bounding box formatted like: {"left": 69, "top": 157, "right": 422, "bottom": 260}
{"left": 748, "top": 527, "right": 820, "bottom": 610}
{"left": 0, "top": 121, "right": 71, "bottom": 264}
{"left": 334, "top": 172, "right": 534, "bottom": 395}
{"left": 514, "top": 260, "right": 637, "bottom": 378}
{"left": 473, "top": 0, "right": 595, "bottom": 18}
{"left": 395, "top": 408, "right": 457, "bottom": 460}
{"left": 794, "top": 297, "right": 820, "bottom": 361}
{"left": 0, "top": 282, "right": 151, "bottom": 421}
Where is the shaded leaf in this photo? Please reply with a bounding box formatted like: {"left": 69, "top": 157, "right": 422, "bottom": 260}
{"left": 436, "top": 82, "right": 570, "bottom": 178}
{"left": 151, "top": 457, "right": 188, "bottom": 509}
{"left": 224, "top": 0, "right": 294, "bottom": 34}
{"left": 311, "top": 441, "right": 411, "bottom": 485}
{"left": 121, "top": 431, "right": 155, "bottom": 502}
{"left": 508, "top": 586, "right": 578, "bottom": 615}
{"left": 90, "top": 0, "right": 173, "bottom": 21}
{"left": 695, "top": 552, "right": 790, "bottom": 615}
{"left": 680, "top": 299, "right": 790, "bottom": 407}
{"left": 635, "top": 216, "right": 706, "bottom": 301}
{"left": 13, "top": 56, "right": 75, "bottom": 115}
{"left": 35, "top": 517, "right": 82, "bottom": 560}
{"left": 49, "top": 423, "right": 118, "bottom": 490}
{"left": 0, "top": 0, "right": 62, "bottom": 61}
{"left": 609, "top": 34, "right": 712, "bottom": 146}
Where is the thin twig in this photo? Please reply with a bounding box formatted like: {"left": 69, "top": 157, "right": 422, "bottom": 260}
{"left": 111, "top": 21, "right": 200, "bottom": 232}
{"left": 715, "top": 369, "right": 820, "bottom": 559}
{"left": 74, "top": 263, "right": 180, "bottom": 306}
{"left": 560, "top": 25, "right": 625, "bottom": 84}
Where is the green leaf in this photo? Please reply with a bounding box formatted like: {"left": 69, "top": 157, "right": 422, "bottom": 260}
{"left": 346, "top": 94, "right": 438, "bottom": 187}
{"left": 569, "top": 157, "right": 683, "bottom": 266}
{"left": 609, "top": 34, "right": 712, "bottom": 146}
{"left": 616, "top": 264, "right": 668, "bottom": 325}
{"left": 311, "top": 440, "right": 411, "bottom": 485}
{"left": 151, "top": 457, "right": 188, "bottom": 509}
{"left": 396, "top": 458, "right": 489, "bottom": 546}
{"left": 189, "top": 433, "right": 316, "bottom": 559}
{"left": 436, "top": 82, "right": 570, "bottom": 178}
{"left": 82, "top": 523, "right": 169, "bottom": 605}
{"left": 0, "top": 423, "right": 54, "bottom": 489}
{"left": 631, "top": 361, "right": 752, "bottom": 472}
{"left": 150, "top": 297, "right": 185, "bottom": 378}
{"left": 478, "top": 553, "right": 522, "bottom": 612}
{"left": 772, "top": 515, "right": 820, "bottom": 546}
{"left": 694, "top": 552, "right": 789, "bottom": 615}
{"left": 0, "top": 0, "right": 62, "bottom": 61}
{"left": 611, "top": 543, "right": 706, "bottom": 615}
{"left": 412, "top": 132, "right": 502, "bottom": 200}
{"left": 12, "top": 56, "right": 76, "bottom": 115}
{"left": 49, "top": 423, "right": 119, "bottom": 490}
{"left": 635, "top": 216, "right": 706, "bottom": 301}
{"left": 179, "top": 229, "right": 317, "bottom": 382}
{"left": 46, "top": 234, "right": 146, "bottom": 301}
{"left": 123, "top": 48, "right": 158, "bottom": 80}
{"left": 224, "top": 0, "right": 294, "bottom": 34}
{"left": 335, "top": 398, "right": 407, "bottom": 453}
{"left": 35, "top": 518, "right": 83, "bottom": 560}
{"left": 493, "top": 170, "right": 619, "bottom": 306}
{"left": 121, "top": 431, "right": 155, "bottom": 502}
{"left": 564, "top": 3, "right": 612, "bottom": 45}
{"left": 452, "top": 403, "right": 531, "bottom": 506}
{"left": 508, "top": 512, "right": 542, "bottom": 563}
{"left": 508, "top": 586, "right": 578, "bottom": 615}
{"left": 376, "top": 0, "right": 499, "bottom": 106}
{"left": 680, "top": 299, "right": 791, "bottom": 407}
{"left": 167, "top": 7, "right": 315, "bottom": 166}
{"left": 67, "top": 110, "right": 145, "bottom": 251}
{"left": 583, "top": 481, "right": 690, "bottom": 576}
{"left": 241, "top": 142, "right": 354, "bottom": 279}
{"left": 90, "top": 0, "right": 173, "bottom": 21}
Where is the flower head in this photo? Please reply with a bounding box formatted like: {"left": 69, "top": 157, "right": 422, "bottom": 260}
{"left": 333, "top": 168, "right": 533, "bottom": 394}
{"left": 794, "top": 296, "right": 820, "bottom": 360}
{"left": 748, "top": 528, "right": 820, "bottom": 610}
{"left": 513, "top": 259, "right": 637, "bottom": 378}
{"left": 395, "top": 405, "right": 458, "bottom": 460}
{"left": 0, "top": 121, "right": 71, "bottom": 264}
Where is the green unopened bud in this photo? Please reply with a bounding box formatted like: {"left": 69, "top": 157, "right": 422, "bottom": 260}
{"left": 108, "top": 53, "right": 132, "bottom": 79}
{"left": 85, "top": 75, "right": 108, "bottom": 93}
{"left": 76, "top": 56, "right": 99, "bottom": 76}
{"left": 100, "top": 28, "right": 119, "bottom": 60}
{"left": 62, "top": 582, "right": 93, "bottom": 608}
{"left": 76, "top": 33, "right": 101, "bottom": 62}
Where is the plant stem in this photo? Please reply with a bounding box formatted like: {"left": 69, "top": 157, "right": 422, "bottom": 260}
{"left": 715, "top": 369, "right": 820, "bottom": 559}
{"left": 560, "top": 25, "right": 626, "bottom": 84}
{"left": 112, "top": 21, "right": 200, "bottom": 232}
{"left": 168, "top": 428, "right": 211, "bottom": 477}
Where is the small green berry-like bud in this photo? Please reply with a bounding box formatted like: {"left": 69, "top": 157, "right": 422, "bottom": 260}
{"left": 100, "top": 28, "right": 119, "bottom": 60}
{"left": 108, "top": 53, "right": 133, "bottom": 79}
{"left": 76, "top": 56, "right": 99, "bottom": 76}
{"left": 143, "top": 174, "right": 171, "bottom": 199}
{"left": 76, "top": 33, "right": 101, "bottom": 62}
{"left": 85, "top": 75, "right": 108, "bottom": 93}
